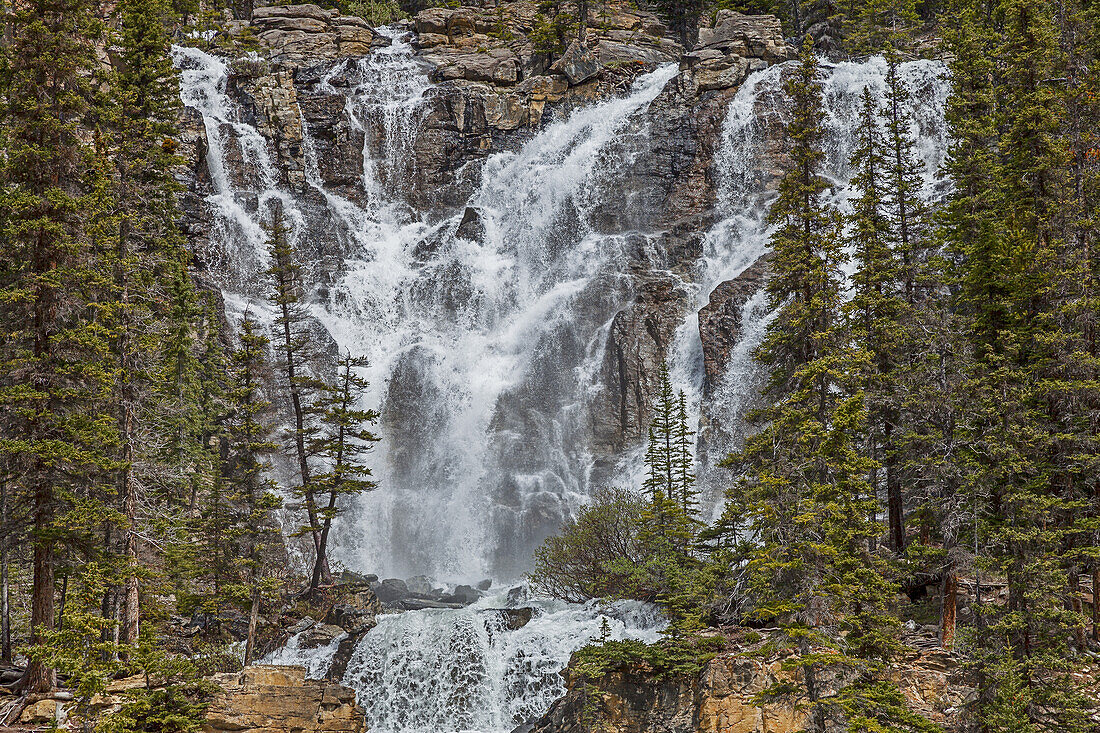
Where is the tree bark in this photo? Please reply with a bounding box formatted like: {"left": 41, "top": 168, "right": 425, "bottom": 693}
{"left": 244, "top": 586, "right": 260, "bottom": 666}
{"left": 1, "top": 479, "right": 10, "bottom": 664}
{"left": 24, "top": 472, "right": 55, "bottom": 692}
{"left": 940, "top": 565, "right": 957, "bottom": 650}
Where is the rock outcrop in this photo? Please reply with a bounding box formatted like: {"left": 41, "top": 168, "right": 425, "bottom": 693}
{"left": 698, "top": 253, "right": 772, "bottom": 396}
{"left": 206, "top": 666, "right": 366, "bottom": 733}
{"left": 528, "top": 635, "right": 971, "bottom": 733}
{"left": 251, "top": 4, "right": 387, "bottom": 61}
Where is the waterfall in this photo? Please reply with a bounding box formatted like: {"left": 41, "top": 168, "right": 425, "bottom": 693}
{"left": 668, "top": 56, "right": 950, "bottom": 510}
{"left": 310, "top": 60, "right": 679, "bottom": 581}
{"left": 173, "top": 36, "right": 949, "bottom": 578}
{"left": 177, "top": 36, "right": 953, "bottom": 733}
{"left": 174, "top": 35, "right": 679, "bottom": 580}
{"left": 342, "top": 595, "right": 663, "bottom": 733}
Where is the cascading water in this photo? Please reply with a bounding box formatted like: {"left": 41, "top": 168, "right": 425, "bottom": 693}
{"left": 668, "top": 56, "right": 950, "bottom": 508}
{"left": 178, "top": 36, "right": 951, "bottom": 733}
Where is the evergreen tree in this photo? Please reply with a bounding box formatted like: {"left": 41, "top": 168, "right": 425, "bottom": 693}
{"left": 723, "top": 38, "right": 909, "bottom": 731}
{"left": 306, "top": 353, "right": 379, "bottom": 595}
{"left": 0, "top": 0, "right": 116, "bottom": 692}
{"left": 222, "top": 316, "right": 280, "bottom": 665}
{"left": 845, "top": 85, "right": 907, "bottom": 553}
{"left": 844, "top": 0, "right": 918, "bottom": 54}
{"left": 265, "top": 205, "right": 328, "bottom": 586}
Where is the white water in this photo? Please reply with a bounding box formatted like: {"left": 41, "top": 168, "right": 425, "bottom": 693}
{"left": 344, "top": 594, "right": 663, "bottom": 733}
{"left": 666, "top": 56, "right": 950, "bottom": 506}
{"left": 177, "top": 41, "right": 949, "bottom": 733}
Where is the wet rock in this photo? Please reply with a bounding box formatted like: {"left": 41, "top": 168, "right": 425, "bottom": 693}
{"left": 590, "top": 272, "right": 691, "bottom": 458}
{"left": 697, "top": 252, "right": 771, "bottom": 396}
{"left": 443, "top": 584, "right": 483, "bottom": 605}
{"left": 483, "top": 606, "right": 534, "bottom": 630}
{"left": 400, "top": 597, "right": 467, "bottom": 610}
{"left": 476, "top": 578, "right": 493, "bottom": 591}
{"left": 506, "top": 585, "right": 529, "bottom": 607}
{"left": 324, "top": 604, "right": 377, "bottom": 636}
{"left": 454, "top": 206, "right": 485, "bottom": 242}
{"left": 406, "top": 574, "right": 439, "bottom": 595}
{"left": 300, "top": 623, "right": 344, "bottom": 649}
{"left": 375, "top": 578, "right": 410, "bottom": 604}
{"left": 550, "top": 41, "right": 601, "bottom": 85}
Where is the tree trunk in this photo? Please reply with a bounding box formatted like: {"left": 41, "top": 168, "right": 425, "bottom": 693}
{"left": 1090, "top": 565, "right": 1100, "bottom": 643}
{"left": 1, "top": 479, "right": 10, "bottom": 664}
{"left": 117, "top": 217, "right": 140, "bottom": 647}
{"left": 24, "top": 474, "right": 55, "bottom": 692}
{"left": 577, "top": 0, "right": 587, "bottom": 41}
{"left": 244, "top": 586, "right": 260, "bottom": 666}
{"left": 940, "top": 565, "right": 957, "bottom": 650}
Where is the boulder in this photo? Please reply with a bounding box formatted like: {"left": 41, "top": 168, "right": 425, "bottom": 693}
{"left": 454, "top": 206, "right": 485, "bottom": 242}
{"left": 287, "top": 616, "right": 317, "bottom": 635}
{"left": 375, "top": 578, "right": 410, "bottom": 604}
{"left": 442, "top": 584, "right": 482, "bottom": 605}
{"left": 697, "top": 10, "right": 789, "bottom": 63}
{"left": 550, "top": 41, "right": 602, "bottom": 85}
{"left": 20, "top": 699, "right": 62, "bottom": 725}
{"left": 205, "top": 666, "right": 365, "bottom": 733}
{"left": 324, "top": 604, "right": 377, "bottom": 636}
{"left": 300, "top": 623, "right": 344, "bottom": 649}
{"left": 506, "top": 585, "right": 529, "bottom": 607}
{"left": 476, "top": 578, "right": 493, "bottom": 591}
{"left": 406, "top": 575, "right": 439, "bottom": 595}
{"left": 483, "top": 606, "right": 534, "bottom": 630}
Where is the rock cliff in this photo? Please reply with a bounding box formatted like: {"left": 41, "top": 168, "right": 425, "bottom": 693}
{"left": 527, "top": 635, "right": 971, "bottom": 733}
{"left": 174, "top": 1, "right": 791, "bottom": 574}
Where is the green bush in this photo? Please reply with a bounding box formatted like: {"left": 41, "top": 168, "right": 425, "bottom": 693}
{"left": 529, "top": 487, "right": 651, "bottom": 603}
{"left": 573, "top": 634, "right": 727, "bottom": 682}
{"left": 343, "top": 0, "right": 407, "bottom": 25}
{"left": 97, "top": 683, "right": 219, "bottom": 733}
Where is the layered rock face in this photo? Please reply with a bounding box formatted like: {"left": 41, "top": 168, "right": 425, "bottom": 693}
{"left": 175, "top": 1, "right": 789, "bottom": 575}
{"left": 528, "top": 641, "right": 970, "bottom": 733}
{"left": 206, "top": 666, "right": 366, "bottom": 733}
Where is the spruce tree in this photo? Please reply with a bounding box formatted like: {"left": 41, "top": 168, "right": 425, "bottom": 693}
{"left": 265, "top": 205, "right": 328, "bottom": 585}
{"left": 306, "top": 353, "right": 380, "bottom": 594}
{"left": 223, "top": 316, "right": 280, "bottom": 665}
{"left": 0, "top": 0, "right": 116, "bottom": 692}
{"left": 845, "top": 85, "right": 906, "bottom": 553}
{"left": 725, "top": 38, "right": 908, "bottom": 731}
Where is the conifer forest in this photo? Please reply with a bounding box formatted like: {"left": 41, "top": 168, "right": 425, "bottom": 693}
{"left": 1, "top": 0, "right": 1100, "bottom": 730}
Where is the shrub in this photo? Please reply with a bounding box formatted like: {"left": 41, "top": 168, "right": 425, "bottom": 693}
{"left": 97, "top": 683, "right": 219, "bottom": 733}
{"left": 529, "top": 487, "right": 650, "bottom": 603}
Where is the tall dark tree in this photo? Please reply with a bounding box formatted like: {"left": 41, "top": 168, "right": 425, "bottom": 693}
{"left": 0, "top": 0, "right": 116, "bottom": 693}
{"left": 265, "top": 206, "right": 329, "bottom": 585}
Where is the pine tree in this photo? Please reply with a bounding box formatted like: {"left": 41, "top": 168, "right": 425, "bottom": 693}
{"left": 265, "top": 205, "right": 328, "bottom": 586}
{"left": 724, "top": 38, "right": 909, "bottom": 731}
{"left": 222, "top": 316, "right": 280, "bottom": 665}
{"left": 0, "top": 0, "right": 116, "bottom": 692}
{"left": 844, "top": 0, "right": 918, "bottom": 55}
{"left": 845, "top": 85, "right": 907, "bottom": 553}
{"left": 306, "top": 353, "right": 380, "bottom": 594}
